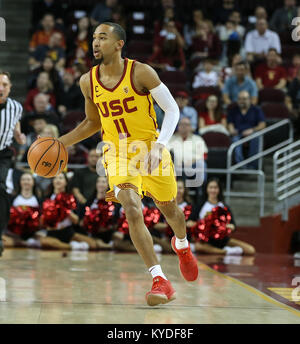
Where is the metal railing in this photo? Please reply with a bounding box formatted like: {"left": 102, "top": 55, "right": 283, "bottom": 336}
{"left": 225, "top": 119, "right": 294, "bottom": 216}
{"left": 273, "top": 140, "right": 300, "bottom": 221}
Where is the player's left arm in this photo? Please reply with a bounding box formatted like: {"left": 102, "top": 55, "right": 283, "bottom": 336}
{"left": 133, "top": 62, "right": 180, "bottom": 173}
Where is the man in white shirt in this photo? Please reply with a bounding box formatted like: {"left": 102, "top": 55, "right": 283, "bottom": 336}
{"left": 244, "top": 19, "right": 281, "bottom": 62}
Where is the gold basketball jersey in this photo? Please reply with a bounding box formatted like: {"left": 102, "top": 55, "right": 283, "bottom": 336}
{"left": 90, "top": 58, "right": 159, "bottom": 149}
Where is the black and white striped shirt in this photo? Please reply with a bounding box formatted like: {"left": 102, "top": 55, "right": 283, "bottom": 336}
{"left": 0, "top": 97, "right": 23, "bottom": 151}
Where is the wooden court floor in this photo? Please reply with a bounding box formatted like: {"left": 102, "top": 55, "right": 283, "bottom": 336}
{"left": 0, "top": 249, "right": 299, "bottom": 324}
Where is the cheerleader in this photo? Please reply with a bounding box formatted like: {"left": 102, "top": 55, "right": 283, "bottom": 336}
{"left": 79, "top": 176, "right": 117, "bottom": 249}
{"left": 37, "top": 173, "right": 98, "bottom": 250}
{"left": 2, "top": 172, "right": 41, "bottom": 248}
{"left": 187, "top": 177, "right": 255, "bottom": 255}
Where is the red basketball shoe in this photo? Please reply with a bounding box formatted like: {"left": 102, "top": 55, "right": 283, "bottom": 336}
{"left": 171, "top": 236, "right": 198, "bottom": 281}
{"left": 146, "top": 276, "right": 176, "bottom": 306}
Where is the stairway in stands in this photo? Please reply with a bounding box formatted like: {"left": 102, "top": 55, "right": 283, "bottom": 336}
{"left": 0, "top": 0, "right": 31, "bottom": 102}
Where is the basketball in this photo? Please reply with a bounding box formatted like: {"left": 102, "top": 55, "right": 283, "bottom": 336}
{"left": 27, "top": 137, "right": 68, "bottom": 178}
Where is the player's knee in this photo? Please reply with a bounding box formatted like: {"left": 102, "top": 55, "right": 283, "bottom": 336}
{"left": 124, "top": 202, "right": 143, "bottom": 223}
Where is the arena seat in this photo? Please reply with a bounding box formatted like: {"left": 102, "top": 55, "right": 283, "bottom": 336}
{"left": 258, "top": 88, "right": 285, "bottom": 104}
{"left": 261, "top": 102, "right": 290, "bottom": 120}
{"left": 202, "top": 132, "right": 230, "bottom": 169}
{"left": 62, "top": 111, "right": 85, "bottom": 134}
{"left": 192, "top": 86, "right": 221, "bottom": 101}
{"left": 194, "top": 99, "right": 207, "bottom": 113}
{"left": 126, "top": 40, "right": 153, "bottom": 62}
{"left": 159, "top": 70, "right": 187, "bottom": 86}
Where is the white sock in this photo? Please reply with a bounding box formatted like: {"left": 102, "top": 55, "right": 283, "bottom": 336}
{"left": 175, "top": 236, "right": 189, "bottom": 249}
{"left": 224, "top": 246, "right": 243, "bottom": 256}
{"left": 149, "top": 265, "right": 167, "bottom": 280}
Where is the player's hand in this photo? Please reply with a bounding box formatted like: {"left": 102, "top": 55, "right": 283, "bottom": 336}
{"left": 144, "top": 142, "right": 164, "bottom": 175}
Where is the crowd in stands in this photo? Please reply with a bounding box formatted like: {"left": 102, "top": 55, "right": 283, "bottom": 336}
{"left": 4, "top": 0, "right": 300, "bottom": 254}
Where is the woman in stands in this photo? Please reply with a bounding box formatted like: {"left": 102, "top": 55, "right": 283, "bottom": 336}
{"left": 79, "top": 176, "right": 117, "bottom": 249}
{"left": 187, "top": 177, "right": 255, "bottom": 255}
{"left": 198, "top": 95, "right": 228, "bottom": 135}
{"left": 36, "top": 173, "right": 99, "bottom": 250}
{"left": 2, "top": 172, "right": 41, "bottom": 248}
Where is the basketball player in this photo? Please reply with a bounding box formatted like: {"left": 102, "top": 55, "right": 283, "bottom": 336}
{"left": 58, "top": 22, "right": 198, "bottom": 306}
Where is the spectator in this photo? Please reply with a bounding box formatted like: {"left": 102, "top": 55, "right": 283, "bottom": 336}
{"left": 67, "top": 144, "right": 88, "bottom": 165}
{"left": 148, "top": 21, "right": 186, "bottom": 71}
{"left": 220, "top": 53, "right": 243, "bottom": 88}
{"left": 29, "top": 13, "right": 65, "bottom": 52}
{"left": 217, "top": 11, "right": 245, "bottom": 41}
{"left": 154, "top": 6, "right": 184, "bottom": 48}
{"left": 270, "top": 0, "right": 298, "bottom": 33}
{"left": 29, "top": 32, "right": 66, "bottom": 71}
{"left": 36, "top": 173, "right": 99, "bottom": 250}
{"left": 90, "top": 0, "right": 118, "bottom": 27}
{"left": 2, "top": 172, "right": 41, "bottom": 248}
{"left": 40, "top": 124, "right": 59, "bottom": 138}
{"left": 168, "top": 117, "right": 208, "bottom": 185}
{"left": 245, "top": 19, "right": 281, "bottom": 63}
{"left": 198, "top": 95, "right": 228, "bottom": 135}
{"left": 287, "top": 68, "right": 300, "bottom": 110}
{"left": 31, "top": 0, "right": 64, "bottom": 28}
{"left": 255, "top": 48, "right": 287, "bottom": 90}
{"left": 28, "top": 56, "right": 64, "bottom": 94}
{"left": 174, "top": 91, "right": 198, "bottom": 132}
{"left": 111, "top": 5, "right": 127, "bottom": 30}
{"left": 183, "top": 9, "right": 204, "bottom": 48}
{"left": 187, "top": 177, "right": 255, "bottom": 255}
{"left": 227, "top": 90, "right": 266, "bottom": 169}
{"left": 214, "top": 0, "right": 237, "bottom": 25}
{"left": 21, "top": 93, "right": 60, "bottom": 136}
{"left": 24, "top": 72, "right": 56, "bottom": 112}
{"left": 57, "top": 68, "right": 84, "bottom": 117}
{"left": 190, "top": 20, "right": 222, "bottom": 61}
{"left": 66, "top": 16, "right": 92, "bottom": 68}
{"left": 287, "top": 54, "right": 300, "bottom": 82}
{"left": 192, "top": 59, "right": 220, "bottom": 89}
{"left": 223, "top": 61, "right": 258, "bottom": 105}
{"left": 70, "top": 149, "right": 100, "bottom": 205}
{"left": 247, "top": 6, "right": 268, "bottom": 32}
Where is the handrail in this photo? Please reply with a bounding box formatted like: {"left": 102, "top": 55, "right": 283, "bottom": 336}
{"left": 226, "top": 119, "right": 293, "bottom": 205}
{"left": 273, "top": 140, "right": 300, "bottom": 221}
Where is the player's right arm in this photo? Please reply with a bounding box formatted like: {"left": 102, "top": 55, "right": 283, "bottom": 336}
{"left": 58, "top": 72, "right": 101, "bottom": 148}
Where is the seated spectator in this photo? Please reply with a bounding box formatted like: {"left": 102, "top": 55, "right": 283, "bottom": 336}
{"left": 67, "top": 144, "right": 89, "bottom": 165}
{"left": 214, "top": 0, "right": 237, "bottom": 25}
{"left": 287, "top": 68, "right": 300, "bottom": 110}
{"left": 187, "top": 177, "right": 255, "bottom": 255}
{"left": 190, "top": 20, "right": 222, "bottom": 61}
{"left": 36, "top": 173, "right": 99, "bottom": 250}
{"left": 247, "top": 6, "right": 268, "bottom": 32}
{"left": 287, "top": 54, "right": 300, "bottom": 82}
{"left": 184, "top": 8, "right": 204, "bottom": 49}
{"left": 223, "top": 61, "right": 258, "bottom": 105}
{"left": 90, "top": 0, "right": 118, "bottom": 27}
{"left": 148, "top": 20, "right": 186, "bottom": 72}
{"left": 245, "top": 19, "right": 281, "bottom": 63}
{"left": 79, "top": 176, "right": 118, "bottom": 250}
{"left": 21, "top": 93, "right": 60, "bottom": 136}
{"left": 57, "top": 68, "right": 84, "bottom": 117}
{"left": 154, "top": 6, "right": 184, "bottom": 48}
{"left": 29, "top": 32, "right": 66, "bottom": 71}
{"left": 2, "top": 172, "right": 41, "bottom": 248}
{"left": 220, "top": 53, "right": 243, "bottom": 88}
{"left": 28, "top": 56, "right": 64, "bottom": 94}
{"left": 198, "top": 95, "right": 228, "bottom": 135}
{"left": 227, "top": 90, "right": 266, "bottom": 169}
{"left": 66, "top": 16, "right": 92, "bottom": 68}
{"left": 40, "top": 123, "right": 59, "bottom": 138}
{"left": 111, "top": 5, "right": 127, "bottom": 30}
{"left": 24, "top": 72, "right": 56, "bottom": 112}
{"left": 70, "top": 149, "right": 100, "bottom": 205}
{"left": 217, "top": 11, "right": 245, "bottom": 42}
{"left": 31, "top": 0, "right": 64, "bottom": 29}
{"left": 175, "top": 91, "right": 198, "bottom": 132}
{"left": 29, "top": 13, "right": 65, "bottom": 52}
{"left": 192, "top": 59, "right": 220, "bottom": 89}
{"left": 168, "top": 118, "right": 208, "bottom": 187}
{"left": 255, "top": 48, "right": 287, "bottom": 90}
{"left": 270, "top": 0, "right": 298, "bottom": 33}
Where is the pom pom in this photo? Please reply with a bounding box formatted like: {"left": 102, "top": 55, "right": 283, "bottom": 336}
{"left": 8, "top": 206, "right": 40, "bottom": 236}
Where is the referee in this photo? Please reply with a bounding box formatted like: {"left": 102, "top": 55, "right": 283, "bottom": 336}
{"left": 0, "top": 71, "right": 26, "bottom": 256}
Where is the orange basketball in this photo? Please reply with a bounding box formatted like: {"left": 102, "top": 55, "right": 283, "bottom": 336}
{"left": 27, "top": 137, "right": 68, "bottom": 178}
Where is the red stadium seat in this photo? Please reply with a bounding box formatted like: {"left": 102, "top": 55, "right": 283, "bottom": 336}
{"left": 62, "top": 111, "right": 85, "bottom": 134}
{"left": 261, "top": 102, "right": 290, "bottom": 119}
{"left": 194, "top": 99, "right": 206, "bottom": 113}
{"left": 258, "top": 88, "right": 285, "bottom": 104}
{"left": 192, "top": 86, "right": 221, "bottom": 101}
{"left": 126, "top": 40, "right": 153, "bottom": 62}
{"left": 159, "top": 70, "right": 187, "bottom": 86}
{"left": 202, "top": 132, "right": 231, "bottom": 148}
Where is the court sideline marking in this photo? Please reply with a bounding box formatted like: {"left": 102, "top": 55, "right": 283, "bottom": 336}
{"left": 198, "top": 262, "right": 300, "bottom": 319}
